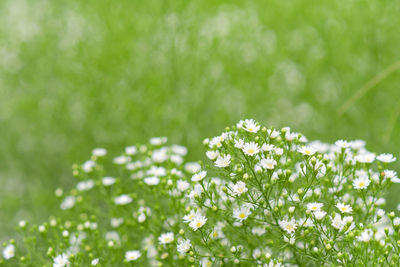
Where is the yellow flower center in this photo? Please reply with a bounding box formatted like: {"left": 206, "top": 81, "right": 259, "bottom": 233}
{"left": 239, "top": 213, "right": 246, "bottom": 219}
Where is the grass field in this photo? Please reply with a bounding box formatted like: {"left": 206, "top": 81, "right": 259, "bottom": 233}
{"left": 1, "top": 0, "right": 400, "bottom": 237}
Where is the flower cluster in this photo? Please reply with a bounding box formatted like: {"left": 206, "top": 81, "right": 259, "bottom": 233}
{"left": 2, "top": 119, "right": 400, "bottom": 266}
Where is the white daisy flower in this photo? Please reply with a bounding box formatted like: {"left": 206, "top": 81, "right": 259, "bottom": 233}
{"left": 177, "top": 239, "right": 191, "bottom": 254}
{"left": 114, "top": 195, "right": 132, "bottom": 205}
{"left": 189, "top": 215, "right": 207, "bottom": 231}
{"left": 183, "top": 210, "right": 200, "bottom": 223}
{"left": 313, "top": 210, "right": 327, "bottom": 220}
{"left": 384, "top": 170, "right": 400, "bottom": 183}
{"left": 177, "top": 180, "right": 190, "bottom": 192}
{"left": 355, "top": 153, "right": 375, "bottom": 163}
{"left": 278, "top": 218, "right": 297, "bottom": 234}
{"left": 267, "top": 129, "right": 280, "bottom": 138}
{"left": 158, "top": 232, "right": 174, "bottom": 244}
{"left": 260, "top": 158, "right": 277, "bottom": 170}
{"left": 242, "top": 119, "right": 260, "bottom": 133}
{"left": 233, "top": 206, "right": 252, "bottom": 222}
{"left": 234, "top": 139, "right": 244, "bottom": 149}
{"left": 336, "top": 202, "right": 352, "bottom": 214}
{"left": 2, "top": 244, "right": 15, "bottom": 260}
{"left": 356, "top": 229, "right": 373, "bottom": 242}
{"left": 91, "top": 258, "right": 99, "bottom": 266}
{"left": 92, "top": 148, "right": 107, "bottom": 157}
{"left": 242, "top": 142, "right": 261, "bottom": 156}
{"left": 144, "top": 176, "right": 160, "bottom": 186}
{"left": 102, "top": 176, "right": 116, "bottom": 186}
{"left": 232, "top": 181, "right": 248, "bottom": 196}
{"left": 377, "top": 153, "right": 396, "bottom": 163}
{"left": 206, "top": 150, "right": 219, "bottom": 160}
{"left": 53, "top": 253, "right": 70, "bottom": 267}
{"left": 149, "top": 137, "right": 167, "bottom": 146}
{"left": 125, "top": 250, "right": 141, "bottom": 261}
{"left": 353, "top": 176, "right": 370, "bottom": 190}
{"left": 307, "top": 202, "right": 323, "bottom": 212}
{"left": 298, "top": 146, "right": 316, "bottom": 156}
{"left": 331, "top": 214, "right": 345, "bottom": 231}
{"left": 125, "top": 146, "right": 137, "bottom": 155}
{"left": 215, "top": 154, "right": 231, "bottom": 168}
{"left": 192, "top": 170, "right": 207, "bottom": 182}
{"left": 60, "top": 196, "right": 76, "bottom": 210}
{"left": 335, "top": 140, "right": 352, "bottom": 149}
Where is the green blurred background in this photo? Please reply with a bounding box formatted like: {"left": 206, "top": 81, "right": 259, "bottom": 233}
{"left": 1, "top": 0, "right": 400, "bottom": 237}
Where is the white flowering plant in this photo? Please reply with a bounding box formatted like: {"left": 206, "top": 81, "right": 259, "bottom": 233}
{"left": 2, "top": 119, "right": 400, "bottom": 266}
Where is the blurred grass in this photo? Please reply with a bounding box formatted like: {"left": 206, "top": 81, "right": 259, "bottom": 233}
{"left": 1, "top": 0, "right": 400, "bottom": 237}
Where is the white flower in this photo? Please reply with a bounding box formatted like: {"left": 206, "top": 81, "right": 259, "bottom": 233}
{"left": 314, "top": 210, "right": 327, "bottom": 220}
{"left": 260, "top": 158, "right": 277, "bottom": 170}
{"left": 377, "top": 153, "right": 396, "bottom": 163}
{"left": 215, "top": 154, "right": 231, "bottom": 168}
{"left": 111, "top": 218, "right": 124, "bottom": 228}
{"left": 113, "top": 155, "right": 130, "bottom": 165}
{"left": 177, "top": 239, "right": 192, "bottom": 254}
{"left": 384, "top": 170, "right": 400, "bottom": 183}
{"left": 232, "top": 181, "right": 248, "bottom": 196}
{"left": 262, "top": 143, "right": 275, "bottom": 152}
{"left": 172, "top": 145, "right": 187, "bottom": 156}
{"left": 206, "top": 150, "right": 219, "bottom": 160}
{"left": 92, "top": 148, "right": 107, "bottom": 157}
{"left": 125, "top": 146, "right": 137, "bottom": 155}
{"left": 307, "top": 202, "right": 323, "bottom": 212}
{"left": 335, "top": 140, "right": 351, "bottom": 149}
{"left": 242, "top": 142, "right": 261, "bottom": 156}
{"left": 357, "top": 229, "right": 373, "bottom": 242}
{"left": 102, "top": 177, "right": 116, "bottom": 186}
{"left": 268, "top": 129, "right": 280, "bottom": 138}
{"left": 233, "top": 206, "right": 252, "bottom": 222}
{"left": 189, "top": 215, "right": 207, "bottom": 231}
{"left": 393, "top": 217, "right": 400, "bottom": 226}
{"left": 183, "top": 210, "right": 200, "bottom": 223}
{"left": 158, "top": 232, "right": 174, "bottom": 244}
{"left": 150, "top": 136, "right": 167, "bottom": 146}
{"left": 60, "top": 196, "right": 76, "bottom": 210}
{"left": 285, "top": 132, "right": 298, "bottom": 141}
{"left": 278, "top": 218, "right": 297, "bottom": 234}
{"left": 184, "top": 162, "right": 202, "bottom": 173}
{"left": 82, "top": 160, "right": 95, "bottom": 172}
{"left": 152, "top": 149, "right": 168, "bottom": 163}
{"left": 76, "top": 180, "right": 94, "bottom": 191}
{"left": 234, "top": 139, "right": 244, "bottom": 149}
{"left": 331, "top": 214, "right": 345, "bottom": 230}
{"left": 147, "top": 166, "right": 167, "bottom": 176}
{"left": 91, "top": 258, "right": 99, "bottom": 266}
{"left": 144, "top": 176, "right": 160, "bottom": 186}
{"left": 125, "top": 250, "right": 141, "bottom": 261}
{"left": 177, "top": 180, "right": 190, "bottom": 192}
{"left": 275, "top": 148, "right": 284, "bottom": 155}
{"left": 192, "top": 170, "right": 207, "bottom": 182}
{"left": 353, "top": 176, "right": 370, "bottom": 190}
{"left": 114, "top": 195, "right": 132, "bottom": 205}
{"left": 53, "top": 253, "right": 70, "bottom": 267}
{"left": 242, "top": 119, "right": 260, "bottom": 133}
{"left": 298, "top": 146, "right": 316, "bottom": 156}
{"left": 336, "top": 202, "right": 353, "bottom": 214}
{"left": 355, "top": 153, "right": 375, "bottom": 163}
{"left": 2, "top": 244, "right": 15, "bottom": 260}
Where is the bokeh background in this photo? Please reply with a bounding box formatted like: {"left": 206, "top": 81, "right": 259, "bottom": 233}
{"left": 1, "top": 0, "right": 400, "bottom": 237}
